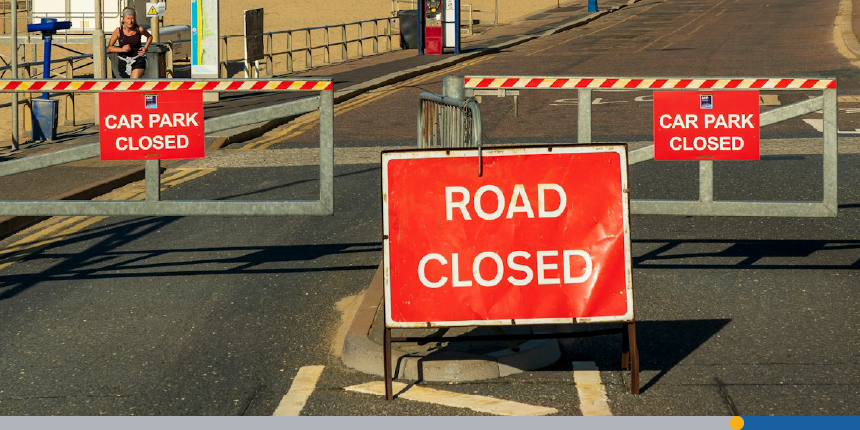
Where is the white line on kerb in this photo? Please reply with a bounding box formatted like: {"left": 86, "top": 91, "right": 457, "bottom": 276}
{"left": 273, "top": 365, "right": 325, "bottom": 416}
{"left": 573, "top": 361, "right": 612, "bottom": 416}
{"left": 345, "top": 381, "right": 558, "bottom": 416}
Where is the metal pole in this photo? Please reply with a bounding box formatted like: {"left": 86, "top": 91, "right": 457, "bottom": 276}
{"left": 319, "top": 89, "right": 335, "bottom": 213}
{"left": 577, "top": 89, "right": 592, "bottom": 143}
{"left": 495, "top": 0, "right": 498, "bottom": 25}
{"left": 93, "top": 1, "right": 104, "bottom": 127}
{"left": 93, "top": 1, "right": 105, "bottom": 78}
{"left": 442, "top": 74, "right": 464, "bottom": 99}
{"left": 42, "top": 34, "right": 52, "bottom": 99}
{"left": 145, "top": 160, "right": 161, "bottom": 201}
{"left": 823, "top": 88, "right": 838, "bottom": 214}
{"left": 151, "top": 16, "right": 160, "bottom": 43}
{"left": 699, "top": 161, "right": 713, "bottom": 202}
{"left": 11, "top": 0, "right": 19, "bottom": 149}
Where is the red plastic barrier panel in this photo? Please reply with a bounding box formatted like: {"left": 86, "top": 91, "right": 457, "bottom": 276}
{"left": 99, "top": 90, "right": 204, "bottom": 160}
{"left": 654, "top": 91, "right": 760, "bottom": 161}
{"left": 382, "top": 145, "right": 633, "bottom": 328}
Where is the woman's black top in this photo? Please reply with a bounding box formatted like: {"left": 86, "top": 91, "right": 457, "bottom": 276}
{"left": 117, "top": 27, "right": 142, "bottom": 57}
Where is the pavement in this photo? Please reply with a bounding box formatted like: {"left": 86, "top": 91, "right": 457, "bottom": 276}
{"left": 2, "top": 0, "right": 860, "bottom": 385}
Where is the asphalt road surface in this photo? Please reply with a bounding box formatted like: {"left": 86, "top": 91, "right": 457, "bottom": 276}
{"left": 1, "top": 0, "right": 858, "bottom": 415}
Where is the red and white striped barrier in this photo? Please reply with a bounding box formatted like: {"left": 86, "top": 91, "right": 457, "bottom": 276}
{"left": 464, "top": 77, "right": 836, "bottom": 90}
{"left": 0, "top": 79, "right": 333, "bottom": 92}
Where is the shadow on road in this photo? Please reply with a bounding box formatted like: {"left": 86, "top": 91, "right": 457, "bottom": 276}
{"left": 550, "top": 319, "right": 731, "bottom": 393}
{"left": 633, "top": 238, "right": 860, "bottom": 269}
{"left": 0, "top": 216, "right": 380, "bottom": 301}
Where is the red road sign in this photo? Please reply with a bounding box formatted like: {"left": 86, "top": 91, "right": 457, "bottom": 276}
{"left": 382, "top": 145, "right": 633, "bottom": 328}
{"left": 654, "top": 91, "right": 760, "bottom": 161}
{"left": 99, "top": 90, "right": 204, "bottom": 160}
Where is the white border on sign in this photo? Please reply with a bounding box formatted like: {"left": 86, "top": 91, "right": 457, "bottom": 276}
{"left": 381, "top": 144, "right": 634, "bottom": 329}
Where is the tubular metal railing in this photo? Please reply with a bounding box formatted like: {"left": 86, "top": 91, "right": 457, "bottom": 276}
{"left": 217, "top": 16, "right": 399, "bottom": 78}
{"left": 0, "top": 54, "right": 93, "bottom": 129}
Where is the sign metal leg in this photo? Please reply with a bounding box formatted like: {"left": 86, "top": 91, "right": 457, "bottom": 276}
{"left": 621, "top": 323, "right": 630, "bottom": 370}
{"left": 384, "top": 326, "right": 393, "bottom": 401}
{"left": 627, "top": 322, "right": 640, "bottom": 394}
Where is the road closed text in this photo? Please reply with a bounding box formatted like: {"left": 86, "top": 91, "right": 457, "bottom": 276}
{"left": 654, "top": 91, "right": 760, "bottom": 161}
{"left": 99, "top": 91, "right": 205, "bottom": 160}
{"left": 416, "top": 183, "right": 592, "bottom": 288}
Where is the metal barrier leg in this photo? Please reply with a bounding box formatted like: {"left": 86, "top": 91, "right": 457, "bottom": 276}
{"left": 319, "top": 89, "right": 335, "bottom": 213}
{"left": 823, "top": 88, "right": 838, "bottom": 214}
{"left": 578, "top": 89, "right": 592, "bottom": 143}
{"left": 145, "top": 160, "right": 161, "bottom": 202}
{"left": 699, "top": 161, "right": 713, "bottom": 202}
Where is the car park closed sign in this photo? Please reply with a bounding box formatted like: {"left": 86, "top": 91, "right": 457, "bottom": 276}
{"left": 654, "top": 91, "right": 760, "bottom": 161}
{"left": 382, "top": 145, "right": 634, "bottom": 328}
{"left": 99, "top": 90, "right": 204, "bottom": 160}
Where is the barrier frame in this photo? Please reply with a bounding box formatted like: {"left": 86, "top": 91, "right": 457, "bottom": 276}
{"left": 0, "top": 78, "right": 335, "bottom": 217}
{"left": 463, "top": 75, "right": 839, "bottom": 218}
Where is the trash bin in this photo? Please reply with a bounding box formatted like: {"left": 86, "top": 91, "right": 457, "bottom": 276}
{"left": 143, "top": 43, "right": 168, "bottom": 79}
{"left": 109, "top": 43, "right": 168, "bottom": 78}
{"left": 398, "top": 10, "right": 419, "bottom": 49}
{"left": 32, "top": 98, "right": 59, "bottom": 141}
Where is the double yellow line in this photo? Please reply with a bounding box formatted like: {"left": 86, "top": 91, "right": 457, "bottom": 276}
{"left": 240, "top": 56, "right": 493, "bottom": 150}
{"left": 0, "top": 168, "right": 215, "bottom": 273}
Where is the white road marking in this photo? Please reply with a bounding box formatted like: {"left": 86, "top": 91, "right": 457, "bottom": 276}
{"left": 573, "top": 361, "right": 612, "bottom": 416}
{"left": 804, "top": 119, "right": 824, "bottom": 132}
{"left": 273, "top": 365, "right": 325, "bottom": 416}
{"left": 803, "top": 118, "right": 860, "bottom": 134}
{"left": 345, "top": 381, "right": 558, "bottom": 416}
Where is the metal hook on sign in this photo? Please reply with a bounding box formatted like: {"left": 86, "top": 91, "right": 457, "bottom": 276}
{"left": 478, "top": 142, "right": 483, "bottom": 177}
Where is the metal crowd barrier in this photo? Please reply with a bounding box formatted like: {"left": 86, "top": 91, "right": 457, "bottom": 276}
{"left": 458, "top": 75, "right": 838, "bottom": 218}
{"left": 417, "top": 92, "right": 482, "bottom": 150}
{"left": 0, "top": 78, "right": 335, "bottom": 217}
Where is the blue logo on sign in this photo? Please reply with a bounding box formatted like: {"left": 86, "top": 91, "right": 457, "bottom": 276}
{"left": 145, "top": 94, "right": 157, "bottom": 109}
{"left": 700, "top": 94, "right": 713, "bottom": 109}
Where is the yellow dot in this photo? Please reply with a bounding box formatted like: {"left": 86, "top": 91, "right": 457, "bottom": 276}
{"left": 730, "top": 416, "right": 744, "bottom": 430}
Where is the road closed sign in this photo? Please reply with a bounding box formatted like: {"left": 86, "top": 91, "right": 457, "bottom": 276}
{"left": 382, "top": 145, "right": 633, "bottom": 327}
{"left": 654, "top": 91, "right": 760, "bottom": 161}
{"left": 99, "top": 90, "right": 205, "bottom": 160}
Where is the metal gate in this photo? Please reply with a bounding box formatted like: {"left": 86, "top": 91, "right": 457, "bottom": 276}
{"left": 0, "top": 78, "right": 335, "bottom": 216}
{"left": 417, "top": 92, "right": 482, "bottom": 149}
{"left": 462, "top": 75, "right": 838, "bottom": 217}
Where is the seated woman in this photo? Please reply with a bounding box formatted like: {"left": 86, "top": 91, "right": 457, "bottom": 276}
{"left": 107, "top": 8, "right": 152, "bottom": 78}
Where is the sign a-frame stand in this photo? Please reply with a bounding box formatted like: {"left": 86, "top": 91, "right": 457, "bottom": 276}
{"left": 380, "top": 144, "right": 640, "bottom": 400}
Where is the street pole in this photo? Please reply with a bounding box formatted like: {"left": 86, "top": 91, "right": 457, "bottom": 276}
{"left": 11, "top": 0, "right": 19, "bottom": 149}
{"left": 93, "top": 0, "right": 105, "bottom": 79}
{"left": 93, "top": 1, "right": 104, "bottom": 127}
{"left": 495, "top": 0, "right": 498, "bottom": 25}
{"left": 151, "top": 14, "right": 160, "bottom": 43}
